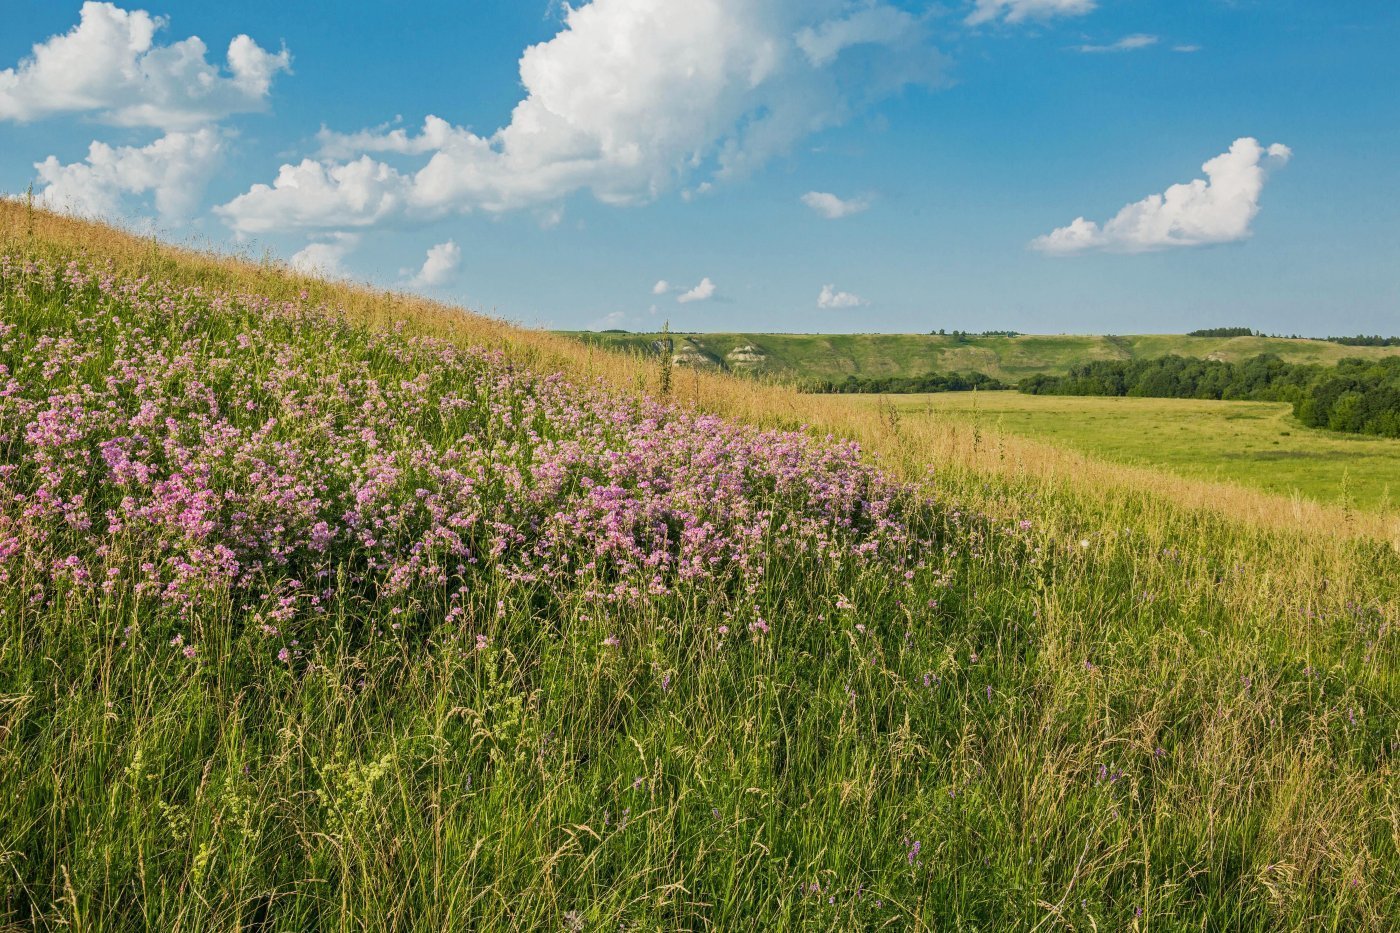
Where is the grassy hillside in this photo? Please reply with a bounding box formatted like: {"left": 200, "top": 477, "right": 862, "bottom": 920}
{"left": 561, "top": 330, "right": 1400, "bottom": 384}
{"left": 2, "top": 203, "right": 1397, "bottom": 929}
{"left": 859, "top": 391, "right": 1400, "bottom": 513}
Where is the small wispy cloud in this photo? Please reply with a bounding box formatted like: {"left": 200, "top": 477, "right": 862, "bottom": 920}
{"left": 967, "top": 0, "right": 1096, "bottom": 27}
{"left": 290, "top": 232, "right": 359, "bottom": 279}
{"left": 677, "top": 277, "right": 716, "bottom": 304}
{"left": 1173, "top": 44, "right": 1202, "bottom": 53}
{"left": 1076, "top": 34, "right": 1158, "bottom": 54}
{"left": 652, "top": 280, "right": 672, "bottom": 295}
{"left": 589, "top": 310, "right": 629, "bottom": 330}
{"left": 802, "top": 191, "right": 871, "bottom": 220}
{"left": 817, "top": 284, "right": 867, "bottom": 309}
{"left": 407, "top": 240, "right": 461, "bottom": 288}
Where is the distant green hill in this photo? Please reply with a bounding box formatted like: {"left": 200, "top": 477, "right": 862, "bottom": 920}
{"left": 558, "top": 331, "right": 1400, "bottom": 385}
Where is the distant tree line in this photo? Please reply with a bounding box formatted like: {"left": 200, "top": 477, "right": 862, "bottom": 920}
{"left": 809, "top": 371, "right": 1008, "bottom": 394}
{"left": 1324, "top": 335, "right": 1400, "bottom": 347}
{"left": 1019, "top": 355, "right": 1315, "bottom": 401}
{"left": 1020, "top": 354, "right": 1400, "bottom": 438}
{"left": 929, "top": 329, "right": 1022, "bottom": 340}
{"left": 1183, "top": 328, "right": 1400, "bottom": 346}
{"left": 1187, "top": 327, "right": 1258, "bottom": 338}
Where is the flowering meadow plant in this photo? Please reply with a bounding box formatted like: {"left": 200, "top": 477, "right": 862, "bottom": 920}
{"left": 0, "top": 245, "right": 1393, "bottom": 930}
{"left": 1, "top": 256, "right": 926, "bottom": 657}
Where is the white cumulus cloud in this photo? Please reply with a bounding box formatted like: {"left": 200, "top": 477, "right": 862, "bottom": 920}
{"left": 652, "top": 280, "right": 672, "bottom": 295}
{"left": 218, "top": 0, "right": 944, "bottom": 234}
{"left": 817, "top": 283, "right": 867, "bottom": 308}
{"left": 0, "top": 1, "right": 289, "bottom": 130}
{"left": 967, "top": 0, "right": 1096, "bottom": 26}
{"left": 219, "top": 156, "right": 410, "bottom": 235}
{"left": 1032, "top": 137, "right": 1292, "bottom": 255}
{"left": 290, "top": 233, "right": 359, "bottom": 279}
{"left": 801, "top": 190, "right": 871, "bottom": 219}
{"left": 34, "top": 127, "right": 224, "bottom": 223}
{"left": 677, "top": 277, "right": 716, "bottom": 304}
{"left": 408, "top": 240, "right": 462, "bottom": 288}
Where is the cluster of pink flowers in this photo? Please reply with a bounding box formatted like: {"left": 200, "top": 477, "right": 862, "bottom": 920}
{"left": 0, "top": 256, "right": 928, "bottom": 653}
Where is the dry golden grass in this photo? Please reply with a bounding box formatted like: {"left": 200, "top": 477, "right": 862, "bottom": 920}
{"left": 5, "top": 198, "right": 1393, "bottom": 551}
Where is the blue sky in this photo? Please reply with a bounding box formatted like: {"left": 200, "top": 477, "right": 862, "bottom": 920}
{"left": 2, "top": 1, "right": 1397, "bottom": 335}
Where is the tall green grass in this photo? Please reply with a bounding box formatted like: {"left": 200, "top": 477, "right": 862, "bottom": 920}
{"left": 0, "top": 210, "right": 1395, "bottom": 930}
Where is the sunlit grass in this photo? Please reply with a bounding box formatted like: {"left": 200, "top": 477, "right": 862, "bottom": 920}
{"left": 861, "top": 390, "right": 1400, "bottom": 513}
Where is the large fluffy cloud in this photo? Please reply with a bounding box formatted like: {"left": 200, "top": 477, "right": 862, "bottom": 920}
{"left": 219, "top": 0, "right": 944, "bottom": 234}
{"left": 966, "top": 0, "right": 1095, "bottom": 26}
{"left": 219, "top": 157, "right": 410, "bottom": 234}
{"left": 1032, "top": 138, "right": 1292, "bottom": 255}
{"left": 0, "top": 1, "right": 289, "bottom": 130}
{"left": 34, "top": 128, "right": 225, "bottom": 223}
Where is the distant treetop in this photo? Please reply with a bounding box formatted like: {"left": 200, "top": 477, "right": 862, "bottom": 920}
{"left": 1187, "top": 327, "right": 1257, "bottom": 338}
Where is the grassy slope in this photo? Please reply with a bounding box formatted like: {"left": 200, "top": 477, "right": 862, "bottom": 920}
{"left": 2, "top": 204, "right": 1397, "bottom": 930}
{"left": 561, "top": 330, "right": 1400, "bottom": 383}
{"left": 862, "top": 391, "right": 1400, "bottom": 514}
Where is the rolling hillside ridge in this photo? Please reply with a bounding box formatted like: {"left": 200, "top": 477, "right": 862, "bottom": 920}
{"left": 561, "top": 330, "right": 1400, "bottom": 383}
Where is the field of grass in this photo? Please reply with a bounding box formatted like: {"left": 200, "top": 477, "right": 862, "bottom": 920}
{"left": 863, "top": 391, "right": 1400, "bottom": 514}
{"left": 562, "top": 329, "right": 1400, "bottom": 384}
{"left": 2, "top": 203, "right": 1397, "bottom": 930}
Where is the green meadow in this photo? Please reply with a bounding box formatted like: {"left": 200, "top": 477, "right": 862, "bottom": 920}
{"left": 866, "top": 391, "right": 1400, "bottom": 513}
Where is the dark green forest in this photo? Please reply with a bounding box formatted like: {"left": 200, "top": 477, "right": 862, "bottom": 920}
{"left": 1020, "top": 355, "right": 1400, "bottom": 438}
{"left": 808, "top": 371, "right": 1008, "bottom": 394}
{"left": 1187, "top": 327, "right": 1257, "bottom": 337}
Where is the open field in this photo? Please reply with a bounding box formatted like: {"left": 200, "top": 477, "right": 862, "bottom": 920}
{"left": 2, "top": 204, "right": 1397, "bottom": 930}
{"left": 561, "top": 329, "right": 1400, "bottom": 384}
{"left": 859, "top": 391, "right": 1400, "bottom": 513}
